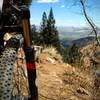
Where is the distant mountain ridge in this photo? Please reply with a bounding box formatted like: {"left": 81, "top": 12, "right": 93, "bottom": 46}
{"left": 57, "top": 26, "right": 99, "bottom": 47}
{"left": 60, "top": 36, "right": 95, "bottom": 47}
{"left": 57, "top": 26, "right": 92, "bottom": 40}
{"left": 32, "top": 25, "right": 100, "bottom": 40}
{"left": 31, "top": 25, "right": 99, "bottom": 47}
{"left": 72, "top": 36, "right": 95, "bottom": 47}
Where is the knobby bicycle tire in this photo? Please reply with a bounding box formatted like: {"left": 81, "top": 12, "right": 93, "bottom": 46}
{"left": 0, "top": 36, "right": 24, "bottom": 100}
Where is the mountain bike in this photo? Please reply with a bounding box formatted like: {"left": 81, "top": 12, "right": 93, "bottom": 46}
{"left": 0, "top": 0, "right": 38, "bottom": 100}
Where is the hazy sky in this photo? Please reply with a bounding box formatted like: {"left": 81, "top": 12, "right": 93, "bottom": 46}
{"left": 30, "top": 0, "right": 100, "bottom": 27}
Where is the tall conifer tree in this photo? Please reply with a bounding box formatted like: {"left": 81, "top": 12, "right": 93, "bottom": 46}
{"left": 40, "top": 12, "right": 47, "bottom": 45}
{"left": 46, "top": 8, "right": 60, "bottom": 47}
{"left": 40, "top": 8, "right": 60, "bottom": 47}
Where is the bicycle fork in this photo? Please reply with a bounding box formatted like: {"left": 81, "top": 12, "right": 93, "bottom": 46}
{"left": 22, "top": 17, "right": 38, "bottom": 100}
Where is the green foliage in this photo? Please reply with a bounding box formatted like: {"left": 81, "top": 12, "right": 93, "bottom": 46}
{"left": 63, "top": 43, "right": 82, "bottom": 66}
{"left": 40, "top": 12, "right": 47, "bottom": 29}
{"left": 31, "top": 24, "right": 40, "bottom": 45}
{"left": 31, "top": 8, "right": 60, "bottom": 48}
{"left": 40, "top": 8, "right": 60, "bottom": 48}
{"left": 40, "top": 12, "right": 48, "bottom": 45}
{"left": 68, "top": 43, "right": 81, "bottom": 63}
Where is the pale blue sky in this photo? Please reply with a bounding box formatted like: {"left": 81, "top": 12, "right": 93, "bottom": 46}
{"left": 30, "top": 0, "right": 100, "bottom": 27}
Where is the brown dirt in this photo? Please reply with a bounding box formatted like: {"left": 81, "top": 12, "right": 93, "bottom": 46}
{"left": 13, "top": 45, "right": 100, "bottom": 100}
{"left": 36, "top": 51, "right": 94, "bottom": 100}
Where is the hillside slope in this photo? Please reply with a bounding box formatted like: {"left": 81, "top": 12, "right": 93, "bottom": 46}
{"left": 12, "top": 45, "right": 100, "bottom": 100}
{"left": 60, "top": 36, "right": 95, "bottom": 47}
{"left": 36, "top": 47, "right": 97, "bottom": 100}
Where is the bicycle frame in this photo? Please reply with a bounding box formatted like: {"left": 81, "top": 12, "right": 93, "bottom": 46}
{"left": 0, "top": 0, "right": 38, "bottom": 100}
{"left": 0, "top": 0, "right": 3, "bottom": 12}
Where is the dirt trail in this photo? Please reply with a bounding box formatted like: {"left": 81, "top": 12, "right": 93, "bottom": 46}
{"left": 36, "top": 52, "right": 93, "bottom": 100}
{"left": 12, "top": 46, "right": 100, "bottom": 100}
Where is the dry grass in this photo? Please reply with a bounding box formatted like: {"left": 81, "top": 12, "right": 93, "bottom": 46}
{"left": 42, "top": 47, "right": 63, "bottom": 63}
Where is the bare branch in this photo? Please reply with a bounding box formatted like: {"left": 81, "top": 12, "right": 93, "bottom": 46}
{"left": 80, "top": 0, "right": 100, "bottom": 46}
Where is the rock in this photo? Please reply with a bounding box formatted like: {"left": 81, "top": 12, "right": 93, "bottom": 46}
{"left": 76, "top": 87, "right": 90, "bottom": 96}
{"left": 46, "top": 57, "right": 55, "bottom": 64}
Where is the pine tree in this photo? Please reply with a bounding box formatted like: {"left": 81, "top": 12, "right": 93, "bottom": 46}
{"left": 40, "top": 12, "right": 47, "bottom": 30}
{"left": 39, "top": 8, "right": 60, "bottom": 48}
{"left": 67, "top": 43, "right": 82, "bottom": 65}
{"left": 40, "top": 12, "right": 47, "bottom": 45}
{"left": 46, "top": 8, "right": 60, "bottom": 47}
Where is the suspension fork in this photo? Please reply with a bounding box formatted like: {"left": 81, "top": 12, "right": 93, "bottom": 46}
{"left": 22, "top": 10, "right": 38, "bottom": 100}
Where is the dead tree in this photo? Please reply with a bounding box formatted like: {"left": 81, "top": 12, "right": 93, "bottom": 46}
{"left": 80, "top": 0, "right": 100, "bottom": 46}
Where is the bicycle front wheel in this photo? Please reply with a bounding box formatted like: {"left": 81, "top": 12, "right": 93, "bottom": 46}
{"left": 0, "top": 37, "right": 21, "bottom": 100}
